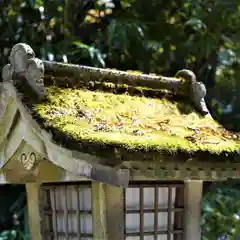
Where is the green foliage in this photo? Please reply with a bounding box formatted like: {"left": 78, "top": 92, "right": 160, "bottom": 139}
{"left": 0, "top": 185, "right": 28, "bottom": 240}
{"left": 0, "top": 0, "right": 239, "bottom": 75}
{"left": 202, "top": 181, "right": 240, "bottom": 240}
{"left": 210, "top": 60, "right": 240, "bottom": 131}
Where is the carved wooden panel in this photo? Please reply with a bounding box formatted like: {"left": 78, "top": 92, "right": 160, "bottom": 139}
{"left": 20, "top": 152, "right": 37, "bottom": 171}
{"left": 1, "top": 141, "right": 44, "bottom": 183}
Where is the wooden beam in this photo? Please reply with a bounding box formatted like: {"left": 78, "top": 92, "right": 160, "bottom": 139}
{"left": 184, "top": 180, "right": 203, "bottom": 240}
{"left": 105, "top": 184, "right": 125, "bottom": 240}
{"left": 91, "top": 181, "right": 108, "bottom": 240}
{"left": 26, "top": 183, "right": 42, "bottom": 240}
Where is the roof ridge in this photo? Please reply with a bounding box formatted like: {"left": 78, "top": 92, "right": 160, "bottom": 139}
{"left": 2, "top": 43, "right": 209, "bottom": 115}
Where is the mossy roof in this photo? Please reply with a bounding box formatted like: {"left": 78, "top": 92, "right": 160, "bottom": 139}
{"left": 23, "top": 65, "right": 240, "bottom": 159}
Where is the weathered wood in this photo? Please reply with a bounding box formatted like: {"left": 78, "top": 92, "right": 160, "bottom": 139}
{"left": 0, "top": 169, "right": 6, "bottom": 183}
{"left": 0, "top": 85, "right": 12, "bottom": 121}
{"left": 122, "top": 160, "right": 240, "bottom": 181}
{"left": 184, "top": 180, "right": 203, "bottom": 240}
{"left": 0, "top": 81, "right": 239, "bottom": 185}
{"left": 43, "top": 60, "right": 186, "bottom": 94}
{"left": 91, "top": 166, "right": 130, "bottom": 187}
{"left": 45, "top": 139, "right": 130, "bottom": 186}
{"left": 0, "top": 97, "right": 18, "bottom": 148}
{"left": 26, "top": 183, "right": 43, "bottom": 240}
{"left": 35, "top": 159, "right": 62, "bottom": 182}
{"left": 91, "top": 181, "right": 108, "bottom": 240}
{"left": 105, "top": 184, "right": 125, "bottom": 240}
{"left": 43, "top": 62, "right": 209, "bottom": 114}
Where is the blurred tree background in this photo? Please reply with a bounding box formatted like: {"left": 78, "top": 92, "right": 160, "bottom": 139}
{"left": 0, "top": 0, "right": 240, "bottom": 239}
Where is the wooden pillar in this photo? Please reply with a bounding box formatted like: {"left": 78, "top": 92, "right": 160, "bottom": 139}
{"left": 91, "top": 181, "right": 108, "bottom": 240}
{"left": 184, "top": 180, "right": 203, "bottom": 240}
{"left": 105, "top": 184, "right": 125, "bottom": 240}
{"left": 26, "top": 183, "right": 42, "bottom": 240}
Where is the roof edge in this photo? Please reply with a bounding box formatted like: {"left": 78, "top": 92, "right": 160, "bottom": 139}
{"left": 0, "top": 82, "right": 130, "bottom": 187}
{"left": 1, "top": 82, "right": 240, "bottom": 181}
{"left": 2, "top": 43, "right": 209, "bottom": 115}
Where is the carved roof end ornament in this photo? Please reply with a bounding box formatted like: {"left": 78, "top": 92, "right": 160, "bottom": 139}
{"left": 175, "top": 69, "right": 209, "bottom": 115}
{"left": 2, "top": 43, "right": 45, "bottom": 100}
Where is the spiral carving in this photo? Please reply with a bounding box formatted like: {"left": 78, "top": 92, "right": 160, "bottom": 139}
{"left": 20, "top": 152, "right": 37, "bottom": 171}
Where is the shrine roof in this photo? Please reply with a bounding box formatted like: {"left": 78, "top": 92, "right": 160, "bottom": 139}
{"left": 33, "top": 73, "right": 239, "bottom": 156}
{"left": 2, "top": 43, "right": 240, "bottom": 164}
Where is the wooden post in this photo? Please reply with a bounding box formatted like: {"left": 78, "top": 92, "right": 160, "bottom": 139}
{"left": 91, "top": 181, "right": 108, "bottom": 240}
{"left": 184, "top": 180, "right": 203, "bottom": 240}
{"left": 25, "top": 183, "right": 42, "bottom": 240}
{"left": 105, "top": 184, "right": 125, "bottom": 240}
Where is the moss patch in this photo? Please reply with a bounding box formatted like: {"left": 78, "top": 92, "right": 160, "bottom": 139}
{"left": 32, "top": 86, "right": 240, "bottom": 154}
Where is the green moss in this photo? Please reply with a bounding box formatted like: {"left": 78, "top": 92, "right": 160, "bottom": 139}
{"left": 33, "top": 86, "right": 240, "bottom": 154}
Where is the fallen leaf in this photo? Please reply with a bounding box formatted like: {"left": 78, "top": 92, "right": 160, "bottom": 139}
{"left": 185, "top": 136, "right": 197, "bottom": 142}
